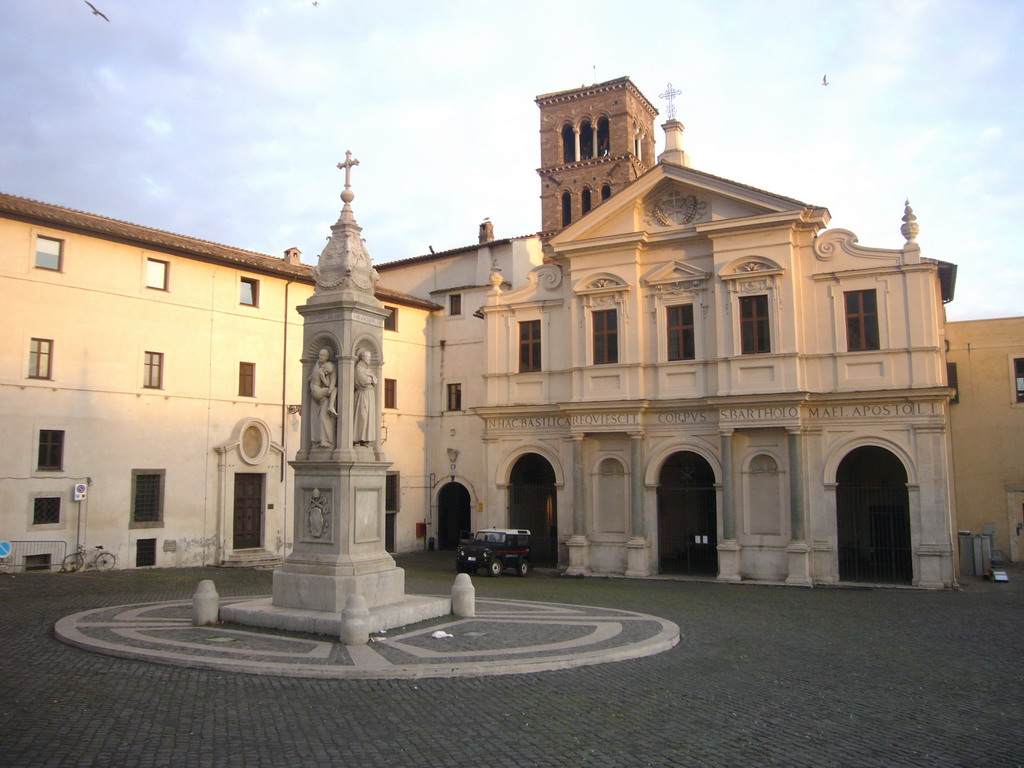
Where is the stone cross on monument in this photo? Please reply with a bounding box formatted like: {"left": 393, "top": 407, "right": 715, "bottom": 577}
{"left": 337, "top": 150, "right": 359, "bottom": 189}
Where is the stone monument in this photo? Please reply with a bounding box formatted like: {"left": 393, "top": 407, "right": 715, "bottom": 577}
{"left": 223, "top": 154, "right": 450, "bottom": 636}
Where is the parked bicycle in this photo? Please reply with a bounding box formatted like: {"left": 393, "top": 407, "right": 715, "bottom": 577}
{"left": 61, "top": 545, "right": 116, "bottom": 573}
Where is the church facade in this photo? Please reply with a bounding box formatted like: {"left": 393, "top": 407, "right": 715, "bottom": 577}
{"left": 0, "top": 77, "right": 960, "bottom": 587}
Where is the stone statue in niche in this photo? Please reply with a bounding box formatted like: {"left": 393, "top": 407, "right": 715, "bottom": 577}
{"left": 352, "top": 350, "right": 377, "bottom": 446}
{"left": 308, "top": 348, "right": 338, "bottom": 448}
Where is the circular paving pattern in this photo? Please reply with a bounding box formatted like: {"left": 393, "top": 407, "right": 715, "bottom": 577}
{"left": 55, "top": 595, "right": 680, "bottom": 679}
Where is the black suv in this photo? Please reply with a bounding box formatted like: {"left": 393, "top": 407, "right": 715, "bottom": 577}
{"left": 456, "top": 529, "right": 531, "bottom": 577}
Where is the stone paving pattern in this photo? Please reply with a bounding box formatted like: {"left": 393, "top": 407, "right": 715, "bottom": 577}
{"left": 55, "top": 595, "right": 677, "bottom": 678}
{"left": 1, "top": 552, "right": 1021, "bottom": 767}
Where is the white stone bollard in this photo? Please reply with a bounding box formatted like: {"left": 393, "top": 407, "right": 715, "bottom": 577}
{"left": 451, "top": 572, "right": 475, "bottom": 618}
{"left": 340, "top": 594, "right": 370, "bottom": 646}
{"left": 192, "top": 580, "right": 219, "bottom": 626}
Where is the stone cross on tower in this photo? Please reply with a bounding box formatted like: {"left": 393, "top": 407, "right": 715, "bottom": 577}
{"left": 659, "top": 83, "right": 682, "bottom": 120}
{"left": 337, "top": 150, "right": 360, "bottom": 191}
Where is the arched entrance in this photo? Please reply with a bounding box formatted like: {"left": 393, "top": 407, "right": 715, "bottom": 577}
{"left": 657, "top": 451, "right": 718, "bottom": 575}
{"left": 437, "top": 482, "right": 471, "bottom": 550}
{"left": 836, "top": 446, "right": 912, "bottom": 584}
{"left": 509, "top": 453, "right": 558, "bottom": 566}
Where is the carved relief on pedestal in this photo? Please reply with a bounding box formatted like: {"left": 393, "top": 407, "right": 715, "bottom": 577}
{"left": 305, "top": 487, "right": 331, "bottom": 540}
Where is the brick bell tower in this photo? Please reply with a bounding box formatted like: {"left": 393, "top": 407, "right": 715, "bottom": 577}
{"left": 536, "top": 76, "right": 658, "bottom": 237}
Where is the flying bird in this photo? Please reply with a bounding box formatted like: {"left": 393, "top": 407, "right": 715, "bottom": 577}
{"left": 822, "top": 75, "right": 829, "bottom": 86}
{"left": 84, "top": 1, "right": 110, "bottom": 21}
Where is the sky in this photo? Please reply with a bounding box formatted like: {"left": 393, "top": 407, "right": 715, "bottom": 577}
{"left": 1, "top": 0, "right": 1021, "bottom": 321}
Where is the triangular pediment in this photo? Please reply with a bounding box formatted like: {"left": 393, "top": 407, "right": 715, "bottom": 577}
{"left": 643, "top": 260, "right": 710, "bottom": 287}
{"left": 550, "top": 163, "right": 819, "bottom": 251}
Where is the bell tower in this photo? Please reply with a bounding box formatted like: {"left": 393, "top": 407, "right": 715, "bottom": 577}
{"left": 536, "top": 76, "right": 658, "bottom": 237}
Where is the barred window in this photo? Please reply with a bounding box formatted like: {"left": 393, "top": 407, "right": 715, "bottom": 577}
{"left": 33, "top": 497, "right": 61, "bottom": 525}
{"left": 132, "top": 471, "right": 164, "bottom": 524}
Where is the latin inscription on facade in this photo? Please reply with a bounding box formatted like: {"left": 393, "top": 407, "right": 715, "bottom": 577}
{"left": 486, "top": 413, "right": 640, "bottom": 430}
{"left": 486, "top": 401, "right": 939, "bottom": 431}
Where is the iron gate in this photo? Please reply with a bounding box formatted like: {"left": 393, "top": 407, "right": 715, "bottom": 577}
{"left": 836, "top": 486, "right": 912, "bottom": 583}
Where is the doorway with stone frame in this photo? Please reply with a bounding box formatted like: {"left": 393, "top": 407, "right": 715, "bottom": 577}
{"left": 232, "top": 473, "right": 264, "bottom": 550}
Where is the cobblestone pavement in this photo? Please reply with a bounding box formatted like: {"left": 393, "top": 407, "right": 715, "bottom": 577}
{"left": 1, "top": 553, "right": 1021, "bottom": 767}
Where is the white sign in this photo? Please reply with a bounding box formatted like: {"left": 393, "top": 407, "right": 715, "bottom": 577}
{"left": 74, "top": 483, "right": 87, "bottom": 501}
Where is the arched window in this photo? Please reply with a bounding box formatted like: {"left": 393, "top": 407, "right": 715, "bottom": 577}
{"left": 601, "top": 184, "right": 612, "bottom": 200}
{"left": 580, "top": 120, "right": 594, "bottom": 160}
{"left": 597, "top": 116, "right": 610, "bottom": 156}
{"left": 581, "top": 187, "right": 592, "bottom": 215}
{"left": 561, "top": 124, "right": 575, "bottom": 163}
{"left": 561, "top": 191, "right": 572, "bottom": 227}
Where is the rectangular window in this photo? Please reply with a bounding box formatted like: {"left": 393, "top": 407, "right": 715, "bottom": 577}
{"left": 238, "top": 362, "right": 255, "bottom": 397}
{"left": 143, "top": 351, "right": 164, "bottom": 389}
{"left": 383, "top": 306, "right": 398, "bottom": 331}
{"left": 37, "top": 429, "right": 64, "bottom": 471}
{"left": 449, "top": 294, "right": 462, "bottom": 316}
{"left": 739, "top": 295, "right": 771, "bottom": 354}
{"left": 132, "top": 470, "right": 164, "bottom": 525}
{"left": 385, "top": 472, "right": 399, "bottom": 512}
{"left": 240, "top": 277, "right": 259, "bottom": 306}
{"left": 33, "top": 497, "right": 61, "bottom": 525}
{"left": 666, "top": 304, "right": 695, "bottom": 361}
{"left": 447, "top": 382, "right": 462, "bottom": 411}
{"left": 384, "top": 378, "right": 397, "bottom": 409}
{"left": 519, "top": 320, "right": 542, "bottom": 372}
{"left": 35, "top": 236, "right": 62, "bottom": 271}
{"left": 845, "top": 289, "right": 880, "bottom": 351}
{"left": 28, "top": 338, "right": 53, "bottom": 379}
{"left": 145, "top": 258, "right": 169, "bottom": 290}
{"left": 136, "top": 538, "right": 157, "bottom": 567}
{"left": 592, "top": 309, "right": 618, "bottom": 365}
{"left": 1015, "top": 358, "right": 1024, "bottom": 403}
{"left": 946, "top": 362, "right": 959, "bottom": 404}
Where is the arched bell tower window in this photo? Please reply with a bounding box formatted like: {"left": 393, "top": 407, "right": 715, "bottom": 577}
{"left": 581, "top": 187, "right": 592, "bottom": 215}
{"left": 601, "top": 184, "right": 612, "bottom": 201}
{"left": 597, "top": 116, "right": 610, "bottom": 156}
{"left": 580, "top": 120, "right": 594, "bottom": 160}
{"left": 561, "top": 124, "right": 575, "bottom": 163}
{"left": 561, "top": 191, "right": 572, "bottom": 227}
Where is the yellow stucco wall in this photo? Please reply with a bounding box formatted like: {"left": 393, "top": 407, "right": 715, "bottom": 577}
{"left": 946, "top": 316, "right": 1024, "bottom": 561}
